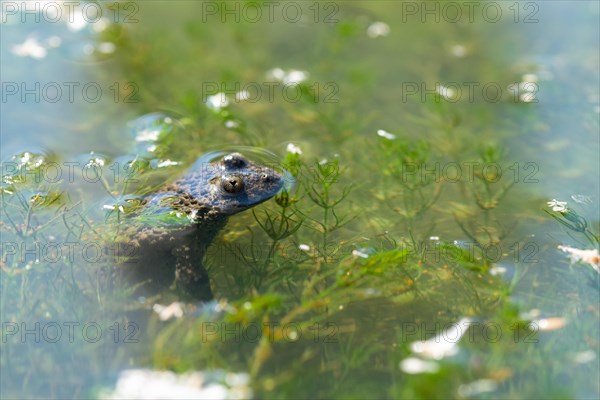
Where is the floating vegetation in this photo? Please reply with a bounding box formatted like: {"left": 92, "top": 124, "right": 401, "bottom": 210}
{"left": 2, "top": 2, "right": 599, "bottom": 399}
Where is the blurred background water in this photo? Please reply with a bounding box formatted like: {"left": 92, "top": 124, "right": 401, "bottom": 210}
{"left": 1, "top": 1, "right": 598, "bottom": 398}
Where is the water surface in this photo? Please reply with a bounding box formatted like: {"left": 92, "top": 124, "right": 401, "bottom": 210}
{"left": 1, "top": 1, "right": 598, "bottom": 399}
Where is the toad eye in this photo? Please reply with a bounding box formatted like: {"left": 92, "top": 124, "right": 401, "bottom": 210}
{"left": 221, "top": 175, "right": 244, "bottom": 193}
{"left": 222, "top": 153, "right": 248, "bottom": 169}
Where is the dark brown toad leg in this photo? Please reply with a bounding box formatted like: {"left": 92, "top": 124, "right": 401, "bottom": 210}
{"left": 173, "top": 242, "right": 213, "bottom": 301}
{"left": 171, "top": 219, "right": 226, "bottom": 301}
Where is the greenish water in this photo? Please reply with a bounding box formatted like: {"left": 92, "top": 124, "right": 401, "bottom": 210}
{"left": 1, "top": 1, "right": 599, "bottom": 399}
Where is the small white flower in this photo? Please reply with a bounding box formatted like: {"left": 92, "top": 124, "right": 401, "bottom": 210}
{"left": 153, "top": 302, "right": 185, "bottom": 321}
{"left": 135, "top": 128, "right": 160, "bottom": 142}
{"left": 547, "top": 199, "right": 568, "bottom": 212}
{"left": 533, "top": 317, "right": 567, "bottom": 331}
{"left": 573, "top": 350, "right": 596, "bottom": 364}
{"left": 436, "top": 84, "right": 456, "bottom": 100}
{"left": 286, "top": 143, "right": 303, "bottom": 155}
{"left": 103, "top": 204, "right": 125, "bottom": 213}
{"left": 489, "top": 265, "right": 507, "bottom": 276}
{"left": 224, "top": 120, "right": 239, "bottom": 129}
{"left": 67, "top": 12, "right": 88, "bottom": 32}
{"left": 104, "top": 369, "right": 251, "bottom": 399}
{"left": 410, "top": 318, "right": 472, "bottom": 360}
{"left": 205, "top": 93, "right": 229, "bottom": 111}
{"left": 85, "top": 157, "right": 105, "bottom": 168}
{"left": 283, "top": 70, "right": 308, "bottom": 85}
{"left": 267, "top": 68, "right": 309, "bottom": 85}
{"left": 376, "top": 129, "right": 396, "bottom": 140}
{"left": 352, "top": 249, "right": 369, "bottom": 259}
{"left": 400, "top": 357, "right": 439, "bottom": 374}
{"left": 34, "top": 157, "right": 44, "bottom": 167}
{"left": 558, "top": 245, "right": 599, "bottom": 272}
{"left": 97, "top": 42, "right": 116, "bottom": 54}
{"left": 2, "top": 175, "right": 14, "bottom": 185}
{"left": 188, "top": 209, "right": 198, "bottom": 221}
{"left": 522, "top": 73, "right": 538, "bottom": 84}
{"left": 266, "top": 67, "right": 285, "bottom": 81}
{"left": 298, "top": 244, "right": 310, "bottom": 251}
{"left": 20, "top": 152, "right": 32, "bottom": 165}
{"left": 12, "top": 38, "right": 47, "bottom": 59}
{"left": 156, "top": 159, "right": 179, "bottom": 168}
{"left": 366, "top": 21, "right": 390, "bottom": 38}
{"left": 169, "top": 210, "right": 185, "bottom": 219}
{"left": 450, "top": 44, "right": 467, "bottom": 58}
{"left": 89, "top": 157, "right": 105, "bottom": 167}
{"left": 235, "top": 90, "right": 250, "bottom": 102}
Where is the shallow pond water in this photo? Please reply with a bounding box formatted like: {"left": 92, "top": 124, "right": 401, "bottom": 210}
{"left": 1, "top": 1, "right": 599, "bottom": 399}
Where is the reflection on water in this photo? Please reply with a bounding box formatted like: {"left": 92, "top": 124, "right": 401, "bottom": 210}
{"left": 1, "top": 2, "right": 138, "bottom": 159}
{"left": 1, "top": 1, "right": 598, "bottom": 399}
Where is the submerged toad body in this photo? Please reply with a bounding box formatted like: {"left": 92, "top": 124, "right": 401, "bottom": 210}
{"left": 122, "top": 153, "right": 284, "bottom": 300}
